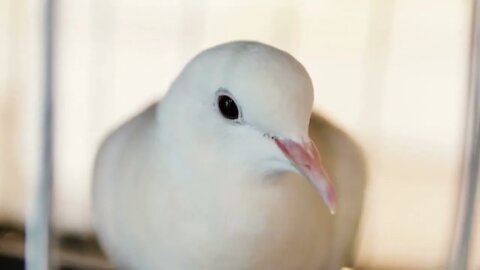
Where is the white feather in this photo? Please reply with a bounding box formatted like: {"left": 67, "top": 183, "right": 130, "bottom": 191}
{"left": 92, "top": 41, "right": 365, "bottom": 270}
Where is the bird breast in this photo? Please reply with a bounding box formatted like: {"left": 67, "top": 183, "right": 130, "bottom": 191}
{"left": 119, "top": 172, "right": 332, "bottom": 270}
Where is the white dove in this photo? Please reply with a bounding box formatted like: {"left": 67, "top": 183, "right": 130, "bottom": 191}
{"left": 92, "top": 41, "right": 365, "bottom": 270}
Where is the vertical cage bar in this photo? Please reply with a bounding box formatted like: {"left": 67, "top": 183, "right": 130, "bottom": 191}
{"left": 450, "top": 0, "right": 480, "bottom": 269}
{"left": 26, "top": 0, "right": 56, "bottom": 269}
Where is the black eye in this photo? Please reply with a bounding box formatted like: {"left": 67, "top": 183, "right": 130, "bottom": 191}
{"left": 218, "top": 95, "right": 239, "bottom": 120}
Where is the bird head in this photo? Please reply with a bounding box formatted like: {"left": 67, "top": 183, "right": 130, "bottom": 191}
{"left": 159, "top": 41, "right": 336, "bottom": 214}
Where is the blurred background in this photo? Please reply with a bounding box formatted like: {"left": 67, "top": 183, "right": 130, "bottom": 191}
{"left": 0, "top": 0, "right": 479, "bottom": 269}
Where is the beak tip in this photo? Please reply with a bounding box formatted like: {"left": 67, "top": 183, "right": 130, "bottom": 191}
{"left": 324, "top": 186, "right": 337, "bottom": 215}
{"left": 328, "top": 201, "right": 337, "bottom": 215}
{"left": 326, "top": 195, "right": 337, "bottom": 215}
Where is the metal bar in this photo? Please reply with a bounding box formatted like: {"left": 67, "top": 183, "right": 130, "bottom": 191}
{"left": 25, "top": 0, "right": 56, "bottom": 269}
{"left": 449, "top": 0, "right": 480, "bottom": 269}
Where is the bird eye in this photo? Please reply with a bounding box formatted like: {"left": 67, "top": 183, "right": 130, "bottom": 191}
{"left": 218, "top": 95, "right": 239, "bottom": 120}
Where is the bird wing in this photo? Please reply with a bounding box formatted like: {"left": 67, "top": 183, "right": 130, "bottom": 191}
{"left": 308, "top": 113, "right": 367, "bottom": 269}
{"left": 92, "top": 103, "right": 162, "bottom": 269}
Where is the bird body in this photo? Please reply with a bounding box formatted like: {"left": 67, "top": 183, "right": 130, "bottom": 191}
{"left": 93, "top": 41, "right": 365, "bottom": 270}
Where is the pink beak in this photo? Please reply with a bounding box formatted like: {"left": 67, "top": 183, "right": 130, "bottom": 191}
{"left": 274, "top": 138, "right": 337, "bottom": 214}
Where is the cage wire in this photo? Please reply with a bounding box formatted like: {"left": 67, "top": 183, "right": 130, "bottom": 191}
{"left": 25, "top": 0, "right": 56, "bottom": 269}
{"left": 449, "top": 0, "right": 480, "bottom": 269}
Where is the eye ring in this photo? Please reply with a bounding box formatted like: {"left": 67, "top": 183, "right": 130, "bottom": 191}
{"left": 218, "top": 94, "right": 239, "bottom": 120}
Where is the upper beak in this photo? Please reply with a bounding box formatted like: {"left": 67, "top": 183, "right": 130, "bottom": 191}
{"left": 274, "top": 137, "right": 337, "bottom": 214}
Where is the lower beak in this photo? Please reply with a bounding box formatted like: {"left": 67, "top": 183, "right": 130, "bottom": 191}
{"left": 274, "top": 137, "right": 337, "bottom": 214}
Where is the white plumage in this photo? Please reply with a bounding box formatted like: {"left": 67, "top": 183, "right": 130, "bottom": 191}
{"left": 92, "top": 41, "right": 365, "bottom": 270}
